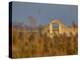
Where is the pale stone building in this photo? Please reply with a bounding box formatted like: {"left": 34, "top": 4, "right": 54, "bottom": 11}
{"left": 42, "top": 19, "right": 77, "bottom": 38}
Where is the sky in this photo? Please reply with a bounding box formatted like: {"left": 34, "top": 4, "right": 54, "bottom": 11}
{"left": 12, "top": 1, "right": 78, "bottom": 27}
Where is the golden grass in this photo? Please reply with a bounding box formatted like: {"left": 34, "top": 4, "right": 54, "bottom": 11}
{"left": 11, "top": 27, "right": 78, "bottom": 58}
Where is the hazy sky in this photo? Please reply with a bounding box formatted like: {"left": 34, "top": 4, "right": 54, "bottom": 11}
{"left": 12, "top": 1, "right": 78, "bottom": 26}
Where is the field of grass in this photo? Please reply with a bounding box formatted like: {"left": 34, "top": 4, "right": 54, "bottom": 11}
{"left": 11, "top": 27, "right": 78, "bottom": 58}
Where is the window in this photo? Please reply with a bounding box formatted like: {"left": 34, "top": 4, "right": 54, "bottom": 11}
{"left": 53, "top": 24, "right": 59, "bottom": 31}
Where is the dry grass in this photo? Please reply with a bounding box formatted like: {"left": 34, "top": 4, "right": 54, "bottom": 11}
{"left": 11, "top": 27, "right": 78, "bottom": 58}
